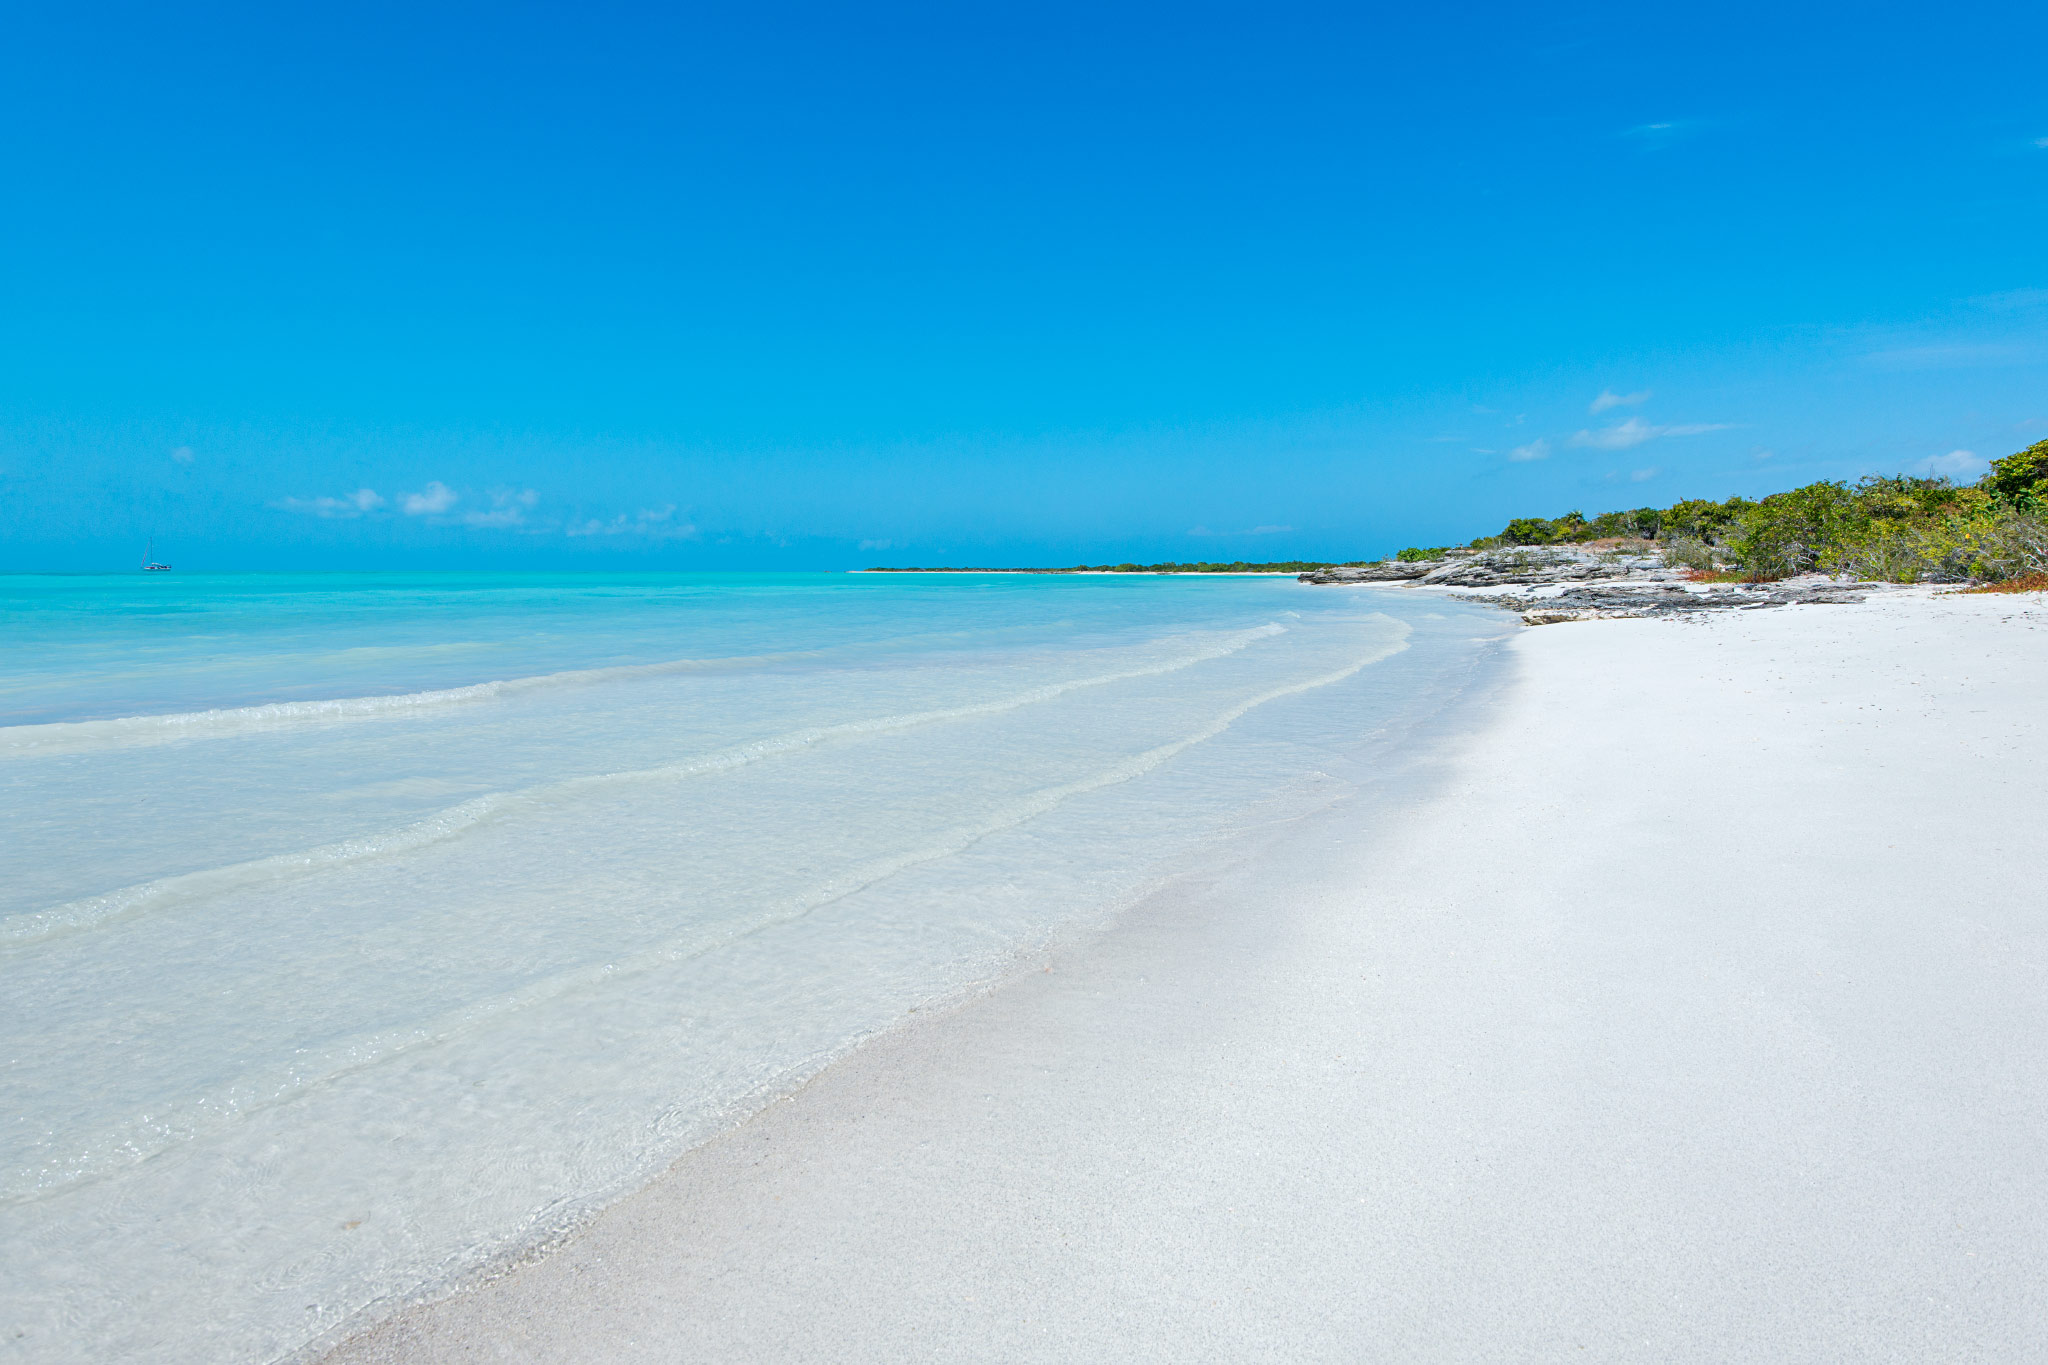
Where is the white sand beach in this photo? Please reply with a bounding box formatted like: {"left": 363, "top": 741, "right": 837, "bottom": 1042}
{"left": 324, "top": 588, "right": 2048, "bottom": 1363}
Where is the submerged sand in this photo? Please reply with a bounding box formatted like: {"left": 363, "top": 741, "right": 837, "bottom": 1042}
{"left": 324, "top": 589, "right": 2047, "bottom": 1363}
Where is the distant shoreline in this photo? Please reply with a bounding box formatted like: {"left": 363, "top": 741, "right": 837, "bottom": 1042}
{"left": 859, "top": 562, "right": 1353, "bottom": 575}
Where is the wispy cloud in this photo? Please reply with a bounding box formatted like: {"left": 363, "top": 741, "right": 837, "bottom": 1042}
{"left": 402, "top": 481, "right": 459, "bottom": 515}
{"left": 1187, "top": 523, "right": 1295, "bottom": 537}
{"left": 276, "top": 488, "right": 385, "bottom": 519}
{"left": 171, "top": 445, "right": 195, "bottom": 465}
{"left": 1590, "top": 388, "right": 1651, "bottom": 414}
{"left": 1573, "top": 419, "right": 1655, "bottom": 450}
{"left": 1619, "top": 119, "right": 1703, "bottom": 149}
{"left": 1629, "top": 467, "right": 1660, "bottom": 482}
{"left": 2036, "top": 136, "right": 2048, "bottom": 149}
{"left": 1914, "top": 449, "right": 1988, "bottom": 480}
{"left": 1507, "top": 438, "right": 1551, "bottom": 462}
{"left": 462, "top": 488, "right": 539, "bottom": 528}
{"left": 1570, "top": 418, "right": 1730, "bottom": 450}
{"left": 566, "top": 504, "right": 697, "bottom": 539}
{"left": 1865, "top": 342, "right": 2028, "bottom": 371}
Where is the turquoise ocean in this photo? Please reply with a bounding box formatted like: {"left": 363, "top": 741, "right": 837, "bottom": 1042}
{"left": 0, "top": 571, "right": 1510, "bottom": 1362}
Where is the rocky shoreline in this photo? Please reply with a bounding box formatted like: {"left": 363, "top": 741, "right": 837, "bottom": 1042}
{"left": 1299, "top": 545, "right": 1886, "bottom": 624}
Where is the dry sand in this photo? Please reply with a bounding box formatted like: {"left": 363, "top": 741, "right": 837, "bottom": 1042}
{"left": 324, "top": 588, "right": 2048, "bottom": 1363}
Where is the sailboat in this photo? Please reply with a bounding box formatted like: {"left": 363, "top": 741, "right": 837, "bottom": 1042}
{"left": 142, "top": 537, "right": 172, "bottom": 572}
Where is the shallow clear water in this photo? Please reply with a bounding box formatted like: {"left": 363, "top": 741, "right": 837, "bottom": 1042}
{"left": 0, "top": 571, "right": 1510, "bottom": 1363}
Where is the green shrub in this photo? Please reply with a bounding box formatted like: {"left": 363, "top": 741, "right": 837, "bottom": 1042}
{"left": 1982, "top": 439, "right": 2048, "bottom": 506}
{"left": 1658, "top": 535, "right": 1718, "bottom": 572}
{"left": 1661, "top": 497, "right": 1751, "bottom": 545}
{"left": 1827, "top": 511, "right": 2048, "bottom": 584}
{"left": 1499, "top": 517, "right": 1556, "bottom": 545}
{"left": 1395, "top": 546, "right": 1449, "bottom": 562}
{"left": 1727, "top": 482, "right": 1859, "bottom": 578}
{"left": 1970, "top": 509, "right": 2048, "bottom": 580}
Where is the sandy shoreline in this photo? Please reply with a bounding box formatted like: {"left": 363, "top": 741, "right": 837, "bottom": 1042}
{"left": 324, "top": 589, "right": 2047, "bottom": 1363}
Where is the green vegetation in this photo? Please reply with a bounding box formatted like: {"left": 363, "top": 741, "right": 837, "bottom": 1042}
{"left": 1981, "top": 439, "right": 2048, "bottom": 506}
{"left": 1466, "top": 437, "right": 2048, "bottom": 584}
{"left": 1394, "top": 546, "right": 1449, "bottom": 561}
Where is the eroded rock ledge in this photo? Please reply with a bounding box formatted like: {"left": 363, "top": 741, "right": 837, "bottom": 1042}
{"left": 1301, "top": 546, "right": 1889, "bottom": 624}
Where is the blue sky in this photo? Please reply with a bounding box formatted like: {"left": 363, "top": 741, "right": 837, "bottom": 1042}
{"left": 3, "top": 0, "right": 2045, "bottom": 570}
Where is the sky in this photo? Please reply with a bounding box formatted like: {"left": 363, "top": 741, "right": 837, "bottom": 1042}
{"left": 3, "top": 0, "right": 2045, "bottom": 570}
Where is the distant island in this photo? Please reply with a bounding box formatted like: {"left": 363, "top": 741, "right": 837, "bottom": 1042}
{"left": 864, "top": 560, "right": 1362, "bottom": 574}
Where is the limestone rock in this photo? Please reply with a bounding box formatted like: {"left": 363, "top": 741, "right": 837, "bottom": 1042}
{"left": 1296, "top": 562, "right": 1434, "bottom": 583}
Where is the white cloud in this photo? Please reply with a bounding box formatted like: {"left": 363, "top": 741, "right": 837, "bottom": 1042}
{"left": 1187, "top": 523, "right": 1295, "bottom": 537}
{"left": 276, "top": 488, "right": 385, "bottom": 519}
{"left": 1507, "top": 438, "right": 1550, "bottom": 462}
{"left": 1590, "top": 389, "right": 1651, "bottom": 414}
{"left": 171, "top": 446, "right": 195, "bottom": 464}
{"left": 462, "top": 488, "right": 539, "bottom": 528}
{"left": 1629, "top": 467, "right": 1660, "bottom": 482}
{"left": 565, "top": 504, "right": 697, "bottom": 539}
{"left": 402, "top": 481, "right": 459, "bottom": 515}
{"left": 1914, "top": 449, "right": 1989, "bottom": 480}
{"left": 1571, "top": 418, "right": 1655, "bottom": 449}
{"left": 859, "top": 538, "right": 895, "bottom": 552}
{"left": 2036, "top": 136, "right": 2048, "bottom": 149}
{"left": 1570, "top": 418, "right": 1731, "bottom": 450}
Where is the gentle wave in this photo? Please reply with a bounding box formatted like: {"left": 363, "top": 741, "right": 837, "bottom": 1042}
{"left": 0, "top": 624, "right": 1408, "bottom": 1208}
{"left": 0, "top": 624, "right": 1288, "bottom": 950}
{"left": 0, "top": 650, "right": 826, "bottom": 757}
